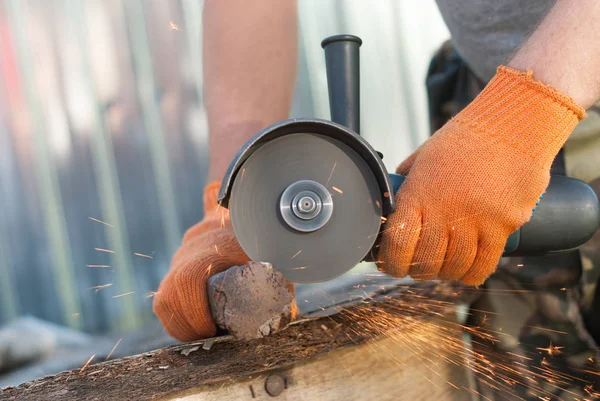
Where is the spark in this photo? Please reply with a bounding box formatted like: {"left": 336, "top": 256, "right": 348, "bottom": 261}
{"left": 326, "top": 161, "right": 337, "bottom": 186}
{"left": 169, "top": 21, "right": 182, "bottom": 31}
{"left": 89, "top": 283, "right": 113, "bottom": 293}
{"left": 291, "top": 250, "right": 302, "bottom": 259}
{"left": 381, "top": 216, "right": 387, "bottom": 223}
{"left": 145, "top": 291, "right": 159, "bottom": 299}
{"left": 94, "top": 248, "right": 115, "bottom": 254}
{"left": 332, "top": 186, "right": 343, "bottom": 194}
{"left": 87, "top": 264, "right": 111, "bottom": 268}
{"left": 336, "top": 284, "right": 597, "bottom": 400}
{"left": 446, "top": 381, "right": 460, "bottom": 390}
{"left": 375, "top": 200, "right": 381, "bottom": 208}
{"left": 80, "top": 354, "right": 96, "bottom": 374}
{"left": 105, "top": 338, "right": 122, "bottom": 361}
{"left": 536, "top": 343, "right": 564, "bottom": 356}
{"left": 517, "top": 264, "right": 524, "bottom": 267}
{"left": 214, "top": 244, "right": 220, "bottom": 255}
{"left": 522, "top": 325, "right": 568, "bottom": 335}
{"left": 506, "top": 352, "right": 533, "bottom": 361}
{"left": 134, "top": 252, "right": 153, "bottom": 259}
{"left": 88, "top": 217, "right": 113, "bottom": 227}
{"left": 112, "top": 292, "right": 135, "bottom": 299}
{"left": 585, "top": 384, "right": 600, "bottom": 398}
{"left": 292, "top": 266, "right": 307, "bottom": 270}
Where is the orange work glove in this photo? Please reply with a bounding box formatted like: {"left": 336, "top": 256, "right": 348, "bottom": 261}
{"left": 378, "top": 66, "right": 586, "bottom": 286}
{"left": 153, "top": 181, "right": 297, "bottom": 341}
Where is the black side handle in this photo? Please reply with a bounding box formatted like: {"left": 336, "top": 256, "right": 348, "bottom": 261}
{"left": 321, "top": 35, "right": 362, "bottom": 135}
{"left": 388, "top": 174, "right": 600, "bottom": 256}
{"left": 507, "top": 174, "right": 600, "bottom": 255}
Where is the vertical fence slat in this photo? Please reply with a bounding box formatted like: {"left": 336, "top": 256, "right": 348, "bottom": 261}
{"left": 4, "top": 0, "right": 81, "bottom": 329}
{"left": 0, "top": 226, "right": 19, "bottom": 321}
{"left": 0, "top": 19, "right": 20, "bottom": 322}
{"left": 121, "top": 0, "right": 182, "bottom": 255}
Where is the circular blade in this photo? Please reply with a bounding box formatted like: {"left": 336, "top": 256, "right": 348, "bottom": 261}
{"left": 229, "top": 133, "right": 383, "bottom": 283}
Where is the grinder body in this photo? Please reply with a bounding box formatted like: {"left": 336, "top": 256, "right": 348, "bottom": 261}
{"left": 218, "top": 35, "right": 600, "bottom": 284}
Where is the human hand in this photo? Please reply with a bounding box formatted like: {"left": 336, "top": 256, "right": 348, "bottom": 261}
{"left": 378, "top": 66, "right": 586, "bottom": 286}
{"left": 153, "top": 181, "right": 298, "bottom": 341}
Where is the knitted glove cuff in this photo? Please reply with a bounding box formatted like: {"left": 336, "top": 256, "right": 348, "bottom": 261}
{"left": 452, "top": 65, "right": 587, "bottom": 160}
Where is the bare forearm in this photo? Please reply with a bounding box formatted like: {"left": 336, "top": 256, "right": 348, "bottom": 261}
{"left": 509, "top": 0, "right": 600, "bottom": 109}
{"left": 202, "top": 0, "right": 298, "bottom": 181}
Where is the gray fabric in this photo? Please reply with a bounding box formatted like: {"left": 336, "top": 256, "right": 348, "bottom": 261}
{"left": 435, "top": 0, "right": 556, "bottom": 82}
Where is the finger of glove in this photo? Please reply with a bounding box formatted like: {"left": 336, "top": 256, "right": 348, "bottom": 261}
{"left": 460, "top": 232, "right": 506, "bottom": 286}
{"left": 378, "top": 204, "right": 423, "bottom": 278}
{"left": 407, "top": 219, "right": 448, "bottom": 281}
{"left": 153, "top": 273, "right": 198, "bottom": 341}
{"left": 437, "top": 228, "right": 478, "bottom": 281}
{"left": 154, "top": 235, "right": 213, "bottom": 341}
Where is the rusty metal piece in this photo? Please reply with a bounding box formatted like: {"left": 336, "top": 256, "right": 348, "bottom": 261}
{"left": 264, "top": 373, "right": 286, "bottom": 397}
{"left": 207, "top": 261, "right": 295, "bottom": 341}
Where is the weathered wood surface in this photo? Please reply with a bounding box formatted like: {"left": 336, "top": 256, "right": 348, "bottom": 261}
{"left": 0, "top": 283, "right": 472, "bottom": 401}
{"left": 160, "top": 316, "right": 472, "bottom": 401}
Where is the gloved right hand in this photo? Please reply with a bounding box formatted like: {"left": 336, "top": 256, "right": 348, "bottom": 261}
{"left": 152, "top": 181, "right": 256, "bottom": 341}
{"left": 378, "top": 66, "right": 586, "bottom": 286}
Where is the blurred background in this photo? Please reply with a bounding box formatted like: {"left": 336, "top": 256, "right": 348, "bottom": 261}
{"left": 0, "top": 0, "right": 450, "bottom": 385}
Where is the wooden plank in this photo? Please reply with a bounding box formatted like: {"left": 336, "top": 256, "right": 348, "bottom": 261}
{"left": 0, "top": 283, "right": 472, "bottom": 401}
{"left": 160, "top": 315, "right": 471, "bottom": 401}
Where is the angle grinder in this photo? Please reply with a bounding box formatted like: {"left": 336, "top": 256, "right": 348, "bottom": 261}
{"left": 217, "top": 35, "right": 600, "bottom": 284}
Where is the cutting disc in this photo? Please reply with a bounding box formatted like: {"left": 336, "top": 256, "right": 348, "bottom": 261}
{"left": 229, "top": 132, "right": 382, "bottom": 283}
